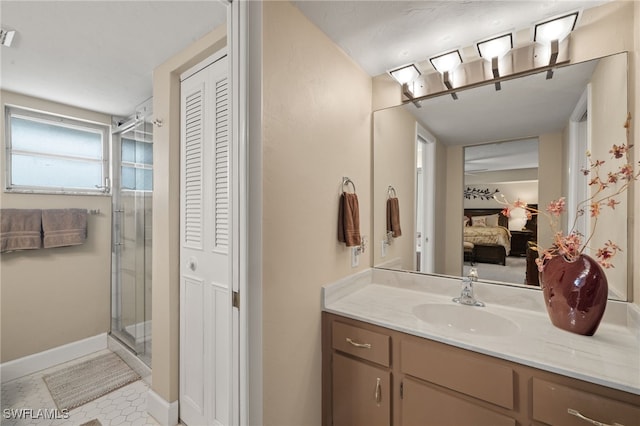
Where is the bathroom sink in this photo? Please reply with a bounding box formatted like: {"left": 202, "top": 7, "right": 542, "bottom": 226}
{"left": 412, "top": 303, "right": 520, "bottom": 337}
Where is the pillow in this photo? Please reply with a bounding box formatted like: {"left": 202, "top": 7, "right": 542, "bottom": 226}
{"left": 485, "top": 214, "right": 500, "bottom": 227}
{"left": 471, "top": 216, "right": 487, "bottom": 227}
{"left": 463, "top": 216, "right": 470, "bottom": 227}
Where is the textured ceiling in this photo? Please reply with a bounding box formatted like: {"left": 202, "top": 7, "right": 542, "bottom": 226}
{"left": 0, "top": 1, "right": 612, "bottom": 119}
{"left": 293, "top": 0, "right": 610, "bottom": 77}
{"left": 0, "top": 1, "right": 226, "bottom": 117}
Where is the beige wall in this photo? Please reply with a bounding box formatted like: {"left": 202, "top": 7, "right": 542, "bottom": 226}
{"left": 261, "top": 2, "right": 372, "bottom": 425}
{"left": 589, "top": 53, "right": 629, "bottom": 299}
{"left": 0, "top": 91, "right": 112, "bottom": 362}
{"left": 538, "top": 132, "right": 565, "bottom": 251}
{"left": 151, "top": 26, "right": 227, "bottom": 403}
{"left": 373, "top": 107, "right": 417, "bottom": 270}
{"left": 443, "top": 145, "right": 464, "bottom": 276}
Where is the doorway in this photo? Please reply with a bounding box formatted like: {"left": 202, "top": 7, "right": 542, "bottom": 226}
{"left": 415, "top": 126, "right": 435, "bottom": 273}
{"left": 179, "top": 52, "right": 233, "bottom": 426}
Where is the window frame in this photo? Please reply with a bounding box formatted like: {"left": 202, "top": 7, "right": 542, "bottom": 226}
{"left": 4, "top": 106, "right": 111, "bottom": 195}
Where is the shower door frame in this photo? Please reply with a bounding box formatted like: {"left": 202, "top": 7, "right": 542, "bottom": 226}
{"left": 110, "top": 101, "right": 153, "bottom": 363}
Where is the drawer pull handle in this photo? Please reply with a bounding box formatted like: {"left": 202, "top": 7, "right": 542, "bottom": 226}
{"left": 374, "top": 377, "right": 381, "bottom": 406}
{"left": 567, "top": 408, "right": 624, "bottom": 426}
{"left": 346, "top": 337, "right": 372, "bottom": 349}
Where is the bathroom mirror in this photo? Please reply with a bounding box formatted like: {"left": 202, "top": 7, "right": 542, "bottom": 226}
{"left": 373, "top": 52, "right": 630, "bottom": 301}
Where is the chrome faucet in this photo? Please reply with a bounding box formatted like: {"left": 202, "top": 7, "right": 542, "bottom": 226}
{"left": 453, "top": 267, "right": 485, "bottom": 307}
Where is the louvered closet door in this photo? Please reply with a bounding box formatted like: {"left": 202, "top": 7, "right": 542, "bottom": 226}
{"left": 180, "top": 54, "right": 231, "bottom": 426}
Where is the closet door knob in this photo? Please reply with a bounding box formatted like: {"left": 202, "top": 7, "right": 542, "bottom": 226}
{"left": 187, "top": 257, "right": 198, "bottom": 271}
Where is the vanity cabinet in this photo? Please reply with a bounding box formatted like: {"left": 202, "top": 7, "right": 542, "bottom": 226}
{"left": 322, "top": 312, "right": 640, "bottom": 426}
{"left": 328, "top": 321, "right": 392, "bottom": 426}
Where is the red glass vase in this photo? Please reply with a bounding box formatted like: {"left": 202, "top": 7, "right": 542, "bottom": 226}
{"left": 539, "top": 254, "right": 608, "bottom": 336}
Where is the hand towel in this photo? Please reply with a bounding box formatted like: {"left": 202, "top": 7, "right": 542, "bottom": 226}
{"left": 386, "top": 197, "right": 402, "bottom": 237}
{"left": 338, "top": 192, "right": 361, "bottom": 247}
{"left": 42, "top": 209, "right": 88, "bottom": 248}
{"left": 1, "top": 209, "right": 43, "bottom": 252}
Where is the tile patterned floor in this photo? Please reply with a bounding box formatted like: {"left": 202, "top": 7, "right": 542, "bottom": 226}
{"left": 1, "top": 350, "right": 161, "bottom": 426}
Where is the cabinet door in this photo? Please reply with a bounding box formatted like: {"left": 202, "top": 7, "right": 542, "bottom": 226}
{"left": 401, "top": 378, "right": 515, "bottom": 426}
{"left": 333, "top": 353, "right": 391, "bottom": 426}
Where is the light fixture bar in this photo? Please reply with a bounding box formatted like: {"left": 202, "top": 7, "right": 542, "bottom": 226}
{"left": 402, "top": 83, "right": 423, "bottom": 108}
{"left": 491, "top": 57, "right": 501, "bottom": 91}
{"left": 443, "top": 71, "right": 458, "bottom": 100}
{"left": 388, "top": 63, "right": 421, "bottom": 85}
{"left": 477, "top": 33, "right": 513, "bottom": 59}
{"left": 534, "top": 11, "right": 579, "bottom": 43}
{"left": 546, "top": 39, "right": 559, "bottom": 80}
{"left": 429, "top": 50, "right": 463, "bottom": 74}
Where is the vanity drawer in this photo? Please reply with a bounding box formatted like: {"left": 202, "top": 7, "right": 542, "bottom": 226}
{"left": 400, "top": 339, "right": 514, "bottom": 409}
{"left": 532, "top": 378, "right": 640, "bottom": 426}
{"left": 402, "top": 377, "right": 515, "bottom": 426}
{"left": 332, "top": 321, "right": 390, "bottom": 367}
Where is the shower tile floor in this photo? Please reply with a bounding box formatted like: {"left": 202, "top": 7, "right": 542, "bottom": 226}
{"left": 1, "top": 350, "right": 174, "bottom": 426}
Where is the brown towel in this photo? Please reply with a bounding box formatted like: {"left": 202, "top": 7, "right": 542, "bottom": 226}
{"left": 386, "top": 197, "right": 402, "bottom": 237}
{"left": 1, "top": 209, "right": 43, "bottom": 252}
{"left": 42, "top": 209, "right": 87, "bottom": 248}
{"left": 338, "top": 192, "right": 361, "bottom": 247}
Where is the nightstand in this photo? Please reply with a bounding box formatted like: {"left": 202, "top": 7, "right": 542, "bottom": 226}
{"left": 510, "top": 230, "right": 535, "bottom": 257}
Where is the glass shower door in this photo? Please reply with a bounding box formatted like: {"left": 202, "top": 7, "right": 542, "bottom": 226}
{"left": 111, "top": 99, "right": 153, "bottom": 366}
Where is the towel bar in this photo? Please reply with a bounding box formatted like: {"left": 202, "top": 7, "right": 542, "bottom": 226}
{"left": 342, "top": 177, "right": 356, "bottom": 193}
{"left": 86, "top": 209, "right": 101, "bottom": 215}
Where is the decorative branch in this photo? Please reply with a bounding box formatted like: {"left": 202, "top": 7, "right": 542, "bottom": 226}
{"left": 463, "top": 187, "right": 499, "bottom": 200}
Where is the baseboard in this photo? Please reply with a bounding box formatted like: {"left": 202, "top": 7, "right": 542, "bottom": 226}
{"left": 0, "top": 333, "right": 108, "bottom": 383}
{"left": 147, "top": 389, "right": 179, "bottom": 426}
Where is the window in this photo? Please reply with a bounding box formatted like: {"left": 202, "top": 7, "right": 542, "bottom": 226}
{"left": 5, "top": 106, "right": 110, "bottom": 194}
{"left": 121, "top": 137, "right": 153, "bottom": 191}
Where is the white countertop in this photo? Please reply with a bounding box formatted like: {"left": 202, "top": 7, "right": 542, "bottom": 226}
{"left": 322, "top": 268, "right": 640, "bottom": 395}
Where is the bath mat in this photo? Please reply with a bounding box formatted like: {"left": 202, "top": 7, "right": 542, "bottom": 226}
{"left": 43, "top": 352, "right": 140, "bottom": 411}
{"left": 80, "top": 420, "right": 102, "bottom": 426}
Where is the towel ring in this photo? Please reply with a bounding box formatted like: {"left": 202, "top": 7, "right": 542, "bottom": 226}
{"left": 342, "top": 177, "right": 356, "bottom": 193}
{"left": 387, "top": 186, "right": 397, "bottom": 199}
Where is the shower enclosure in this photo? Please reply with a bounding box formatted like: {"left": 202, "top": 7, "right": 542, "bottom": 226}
{"left": 111, "top": 98, "right": 153, "bottom": 366}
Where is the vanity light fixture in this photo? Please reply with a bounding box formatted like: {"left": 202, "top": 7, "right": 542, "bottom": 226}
{"left": 534, "top": 12, "right": 578, "bottom": 80}
{"left": 476, "top": 33, "right": 513, "bottom": 60}
{"left": 477, "top": 33, "right": 513, "bottom": 91}
{"left": 429, "top": 49, "right": 463, "bottom": 74}
{"left": 388, "top": 63, "right": 421, "bottom": 85}
{"left": 0, "top": 29, "right": 16, "bottom": 47}
{"left": 431, "top": 50, "right": 462, "bottom": 100}
{"left": 533, "top": 12, "right": 579, "bottom": 44}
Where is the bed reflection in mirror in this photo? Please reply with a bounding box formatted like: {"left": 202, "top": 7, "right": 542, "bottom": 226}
{"left": 372, "top": 52, "right": 630, "bottom": 301}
